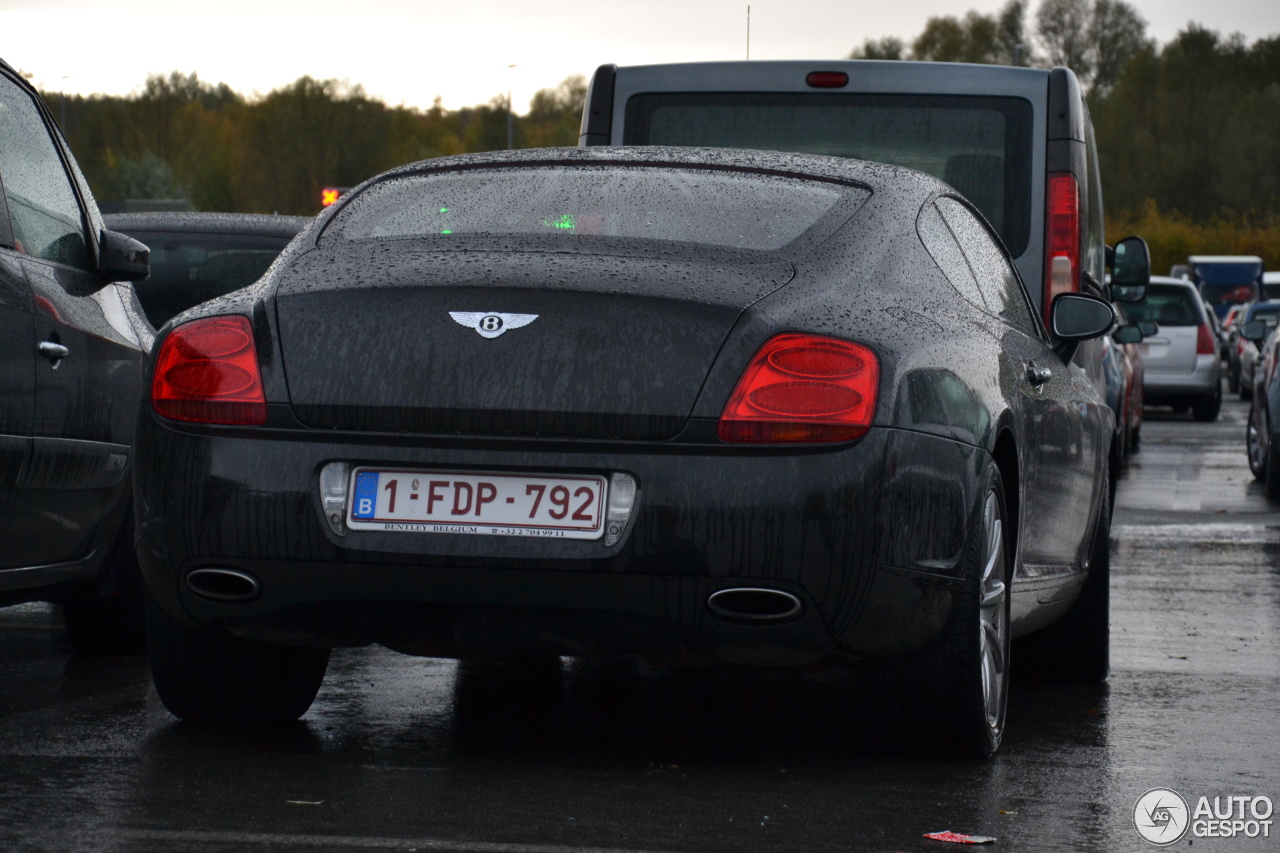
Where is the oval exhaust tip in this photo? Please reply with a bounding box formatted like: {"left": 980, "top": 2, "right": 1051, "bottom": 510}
{"left": 707, "top": 588, "right": 803, "bottom": 623}
{"left": 185, "top": 568, "right": 261, "bottom": 602}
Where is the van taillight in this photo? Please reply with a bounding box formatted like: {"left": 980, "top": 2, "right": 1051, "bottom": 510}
{"left": 1197, "top": 323, "right": 1216, "bottom": 355}
{"left": 717, "top": 334, "right": 879, "bottom": 443}
{"left": 1044, "top": 173, "right": 1081, "bottom": 325}
{"left": 151, "top": 316, "right": 267, "bottom": 425}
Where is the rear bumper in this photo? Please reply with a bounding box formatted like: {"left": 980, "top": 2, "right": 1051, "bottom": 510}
{"left": 1143, "top": 354, "right": 1220, "bottom": 401}
{"left": 134, "top": 405, "right": 989, "bottom": 663}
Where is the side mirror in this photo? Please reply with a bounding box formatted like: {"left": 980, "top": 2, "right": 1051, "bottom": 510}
{"left": 98, "top": 229, "right": 149, "bottom": 281}
{"left": 1113, "top": 325, "right": 1144, "bottom": 344}
{"left": 1051, "top": 292, "right": 1117, "bottom": 363}
{"left": 1239, "top": 319, "right": 1273, "bottom": 345}
{"left": 1138, "top": 320, "right": 1159, "bottom": 337}
{"left": 1109, "top": 236, "right": 1150, "bottom": 303}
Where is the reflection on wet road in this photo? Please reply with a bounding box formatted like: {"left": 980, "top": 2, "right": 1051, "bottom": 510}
{"left": 1, "top": 393, "right": 1276, "bottom": 852}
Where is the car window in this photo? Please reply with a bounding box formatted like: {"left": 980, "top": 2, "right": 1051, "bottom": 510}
{"left": 326, "top": 165, "right": 866, "bottom": 254}
{"left": 1246, "top": 303, "right": 1280, "bottom": 322}
{"left": 624, "top": 93, "right": 1033, "bottom": 256}
{"left": 1122, "top": 284, "right": 1201, "bottom": 326}
{"left": 917, "top": 202, "right": 986, "bottom": 312}
{"left": 0, "top": 75, "right": 92, "bottom": 271}
{"left": 124, "top": 230, "right": 296, "bottom": 328}
{"left": 935, "top": 197, "right": 1039, "bottom": 337}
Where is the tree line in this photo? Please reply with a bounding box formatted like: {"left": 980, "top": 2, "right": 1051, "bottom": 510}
{"left": 41, "top": 74, "right": 586, "bottom": 216}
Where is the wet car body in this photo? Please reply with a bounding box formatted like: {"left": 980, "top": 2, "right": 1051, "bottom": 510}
{"left": 1246, "top": 321, "right": 1280, "bottom": 497}
{"left": 1235, "top": 301, "right": 1280, "bottom": 401}
{"left": 135, "top": 147, "right": 1118, "bottom": 753}
{"left": 0, "top": 56, "right": 152, "bottom": 651}
{"left": 104, "top": 211, "right": 309, "bottom": 329}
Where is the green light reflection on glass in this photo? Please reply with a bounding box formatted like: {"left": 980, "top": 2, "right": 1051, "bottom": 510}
{"left": 542, "top": 214, "right": 576, "bottom": 230}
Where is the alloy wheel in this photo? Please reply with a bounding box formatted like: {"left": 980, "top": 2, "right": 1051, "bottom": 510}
{"left": 1248, "top": 403, "right": 1267, "bottom": 479}
{"left": 978, "top": 491, "right": 1008, "bottom": 731}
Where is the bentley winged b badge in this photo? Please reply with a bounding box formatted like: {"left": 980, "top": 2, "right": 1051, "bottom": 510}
{"left": 448, "top": 312, "right": 539, "bottom": 339}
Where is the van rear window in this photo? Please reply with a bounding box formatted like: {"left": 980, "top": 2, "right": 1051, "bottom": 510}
{"left": 1122, "top": 284, "right": 1202, "bottom": 327}
{"left": 625, "top": 93, "right": 1032, "bottom": 256}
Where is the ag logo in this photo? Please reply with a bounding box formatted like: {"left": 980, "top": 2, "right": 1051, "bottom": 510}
{"left": 449, "top": 311, "right": 539, "bottom": 339}
{"left": 1134, "top": 788, "right": 1190, "bottom": 846}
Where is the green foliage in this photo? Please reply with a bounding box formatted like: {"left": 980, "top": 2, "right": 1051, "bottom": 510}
{"left": 1037, "top": 0, "right": 1150, "bottom": 94}
{"left": 41, "top": 75, "right": 588, "bottom": 215}
{"left": 1107, "top": 201, "right": 1280, "bottom": 273}
{"left": 1092, "top": 27, "right": 1280, "bottom": 221}
{"left": 848, "top": 37, "right": 906, "bottom": 60}
{"left": 852, "top": 1, "right": 1031, "bottom": 65}
{"left": 913, "top": 11, "right": 1006, "bottom": 64}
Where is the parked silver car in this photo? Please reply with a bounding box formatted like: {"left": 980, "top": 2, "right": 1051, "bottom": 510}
{"left": 1122, "top": 276, "right": 1222, "bottom": 421}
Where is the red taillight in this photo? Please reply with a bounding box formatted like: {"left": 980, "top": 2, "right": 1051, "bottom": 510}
{"left": 151, "top": 316, "right": 267, "bottom": 425}
{"left": 1044, "top": 173, "right": 1081, "bottom": 325}
{"left": 806, "top": 71, "right": 849, "bottom": 88}
{"left": 1197, "top": 323, "right": 1216, "bottom": 355}
{"left": 717, "top": 334, "right": 879, "bottom": 443}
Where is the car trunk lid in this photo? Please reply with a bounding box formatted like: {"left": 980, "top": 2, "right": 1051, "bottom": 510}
{"left": 273, "top": 248, "right": 794, "bottom": 439}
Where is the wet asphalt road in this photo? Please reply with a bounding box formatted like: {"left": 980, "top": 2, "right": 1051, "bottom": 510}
{"left": 1, "top": 388, "right": 1277, "bottom": 853}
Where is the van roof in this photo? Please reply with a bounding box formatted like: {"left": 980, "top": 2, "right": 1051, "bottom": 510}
{"left": 1188, "top": 255, "right": 1264, "bottom": 264}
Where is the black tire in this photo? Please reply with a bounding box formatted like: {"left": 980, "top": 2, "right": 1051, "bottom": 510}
{"left": 1266, "top": 438, "right": 1280, "bottom": 501}
{"left": 1192, "top": 385, "right": 1222, "bottom": 422}
{"left": 1107, "top": 434, "right": 1121, "bottom": 509}
{"left": 1240, "top": 380, "right": 1252, "bottom": 401}
{"left": 893, "top": 468, "right": 1011, "bottom": 758}
{"left": 62, "top": 509, "right": 146, "bottom": 655}
{"left": 1247, "top": 401, "right": 1267, "bottom": 481}
{"left": 1130, "top": 421, "right": 1141, "bottom": 453}
{"left": 146, "top": 592, "right": 329, "bottom": 725}
{"left": 1015, "top": 472, "right": 1111, "bottom": 684}
{"left": 1228, "top": 366, "right": 1240, "bottom": 393}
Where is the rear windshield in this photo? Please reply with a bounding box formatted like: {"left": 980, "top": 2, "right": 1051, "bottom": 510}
{"left": 624, "top": 93, "right": 1032, "bottom": 256}
{"left": 1246, "top": 303, "right": 1280, "bottom": 322}
{"left": 1194, "top": 261, "right": 1262, "bottom": 307}
{"left": 1122, "top": 284, "right": 1202, "bottom": 327}
{"left": 1200, "top": 283, "right": 1258, "bottom": 307}
{"left": 128, "top": 231, "right": 295, "bottom": 327}
{"left": 326, "top": 165, "right": 862, "bottom": 253}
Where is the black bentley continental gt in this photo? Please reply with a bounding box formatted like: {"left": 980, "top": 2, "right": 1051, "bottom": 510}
{"left": 134, "top": 147, "right": 1148, "bottom": 755}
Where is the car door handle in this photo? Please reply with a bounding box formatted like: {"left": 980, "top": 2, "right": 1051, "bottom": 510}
{"left": 38, "top": 341, "right": 69, "bottom": 361}
{"left": 1026, "top": 364, "right": 1052, "bottom": 386}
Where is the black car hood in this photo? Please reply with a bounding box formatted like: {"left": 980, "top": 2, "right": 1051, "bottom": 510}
{"left": 273, "top": 246, "right": 795, "bottom": 439}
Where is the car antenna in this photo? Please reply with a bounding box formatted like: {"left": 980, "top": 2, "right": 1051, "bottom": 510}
{"left": 746, "top": 6, "right": 751, "bottom": 60}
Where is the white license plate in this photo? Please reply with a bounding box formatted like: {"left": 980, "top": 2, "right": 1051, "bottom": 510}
{"left": 347, "top": 467, "right": 607, "bottom": 539}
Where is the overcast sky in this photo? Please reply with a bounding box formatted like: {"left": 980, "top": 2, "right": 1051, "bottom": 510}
{"left": 2, "top": 0, "right": 1277, "bottom": 112}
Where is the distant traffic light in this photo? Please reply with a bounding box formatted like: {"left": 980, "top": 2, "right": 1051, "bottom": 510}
{"left": 321, "top": 187, "right": 350, "bottom": 207}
